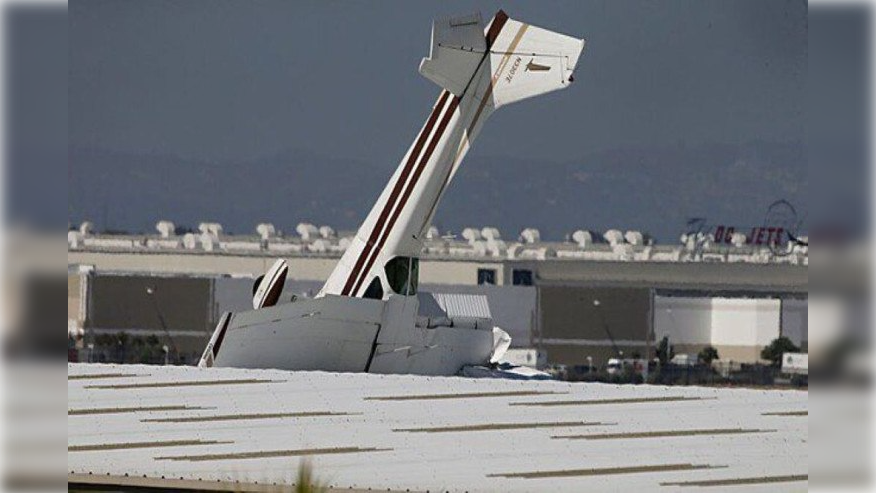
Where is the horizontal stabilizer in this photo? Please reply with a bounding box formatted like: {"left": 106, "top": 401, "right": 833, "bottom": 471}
{"left": 488, "top": 17, "right": 585, "bottom": 108}
{"left": 419, "top": 13, "right": 486, "bottom": 96}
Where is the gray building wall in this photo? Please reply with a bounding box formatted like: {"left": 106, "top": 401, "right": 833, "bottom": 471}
{"left": 654, "top": 295, "right": 787, "bottom": 363}
{"left": 780, "top": 298, "right": 808, "bottom": 348}
{"left": 86, "top": 275, "right": 213, "bottom": 363}
{"left": 538, "top": 286, "right": 652, "bottom": 367}
{"left": 88, "top": 275, "right": 212, "bottom": 333}
{"left": 68, "top": 249, "right": 807, "bottom": 294}
{"left": 78, "top": 269, "right": 801, "bottom": 369}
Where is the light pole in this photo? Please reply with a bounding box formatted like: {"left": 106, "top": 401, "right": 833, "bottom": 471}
{"left": 87, "top": 343, "right": 94, "bottom": 363}
{"left": 593, "top": 298, "right": 621, "bottom": 360}
{"left": 162, "top": 345, "right": 169, "bottom": 366}
{"left": 146, "top": 286, "right": 178, "bottom": 364}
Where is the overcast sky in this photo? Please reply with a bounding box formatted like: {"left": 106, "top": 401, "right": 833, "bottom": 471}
{"left": 0, "top": 0, "right": 836, "bottom": 233}
{"left": 68, "top": 0, "right": 811, "bottom": 239}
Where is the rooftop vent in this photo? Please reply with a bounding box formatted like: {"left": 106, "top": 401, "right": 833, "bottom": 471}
{"left": 462, "top": 227, "right": 482, "bottom": 244}
{"left": 198, "top": 222, "right": 223, "bottom": 237}
{"left": 481, "top": 227, "right": 501, "bottom": 241}
{"left": 318, "top": 226, "right": 336, "bottom": 239}
{"left": 67, "top": 230, "right": 81, "bottom": 248}
{"left": 199, "top": 232, "right": 215, "bottom": 252}
{"left": 521, "top": 246, "right": 556, "bottom": 260}
{"left": 604, "top": 229, "right": 624, "bottom": 246}
{"left": 624, "top": 230, "right": 644, "bottom": 246}
{"left": 486, "top": 239, "right": 507, "bottom": 256}
{"left": 571, "top": 230, "right": 593, "bottom": 248}
{"left": 308, "top": 239, "right": 329, "bottom": 253}
{"left": 296, "top": 223, "right": 319, "bottom": 241}
{"left": 470, "top": 240, "right": 488, "bottom": 256}
{"left": 519, "top": 228, "right": 541, "bottom": 244}
{"left": 182, "top": 233, "right": 197, "bottom": 249}
{"left": 156, "top": 220, "right": 175, "bottom": 238}
{"left": 256, "top": 223, "right": 276, "bottom": 240}
{"left": 79, "top": 221, "right": 93, "bottom": 236}
{"left": 425, "top": 226, "right": 440, "bottom": 240}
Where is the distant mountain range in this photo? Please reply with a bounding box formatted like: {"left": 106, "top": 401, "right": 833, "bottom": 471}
{"left": 69, "top": 140, "right": 805, "bottom": 242}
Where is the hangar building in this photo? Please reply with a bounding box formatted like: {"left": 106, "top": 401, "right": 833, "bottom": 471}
{"left": 68, "top": 220, "right": 808, "bottom": 367}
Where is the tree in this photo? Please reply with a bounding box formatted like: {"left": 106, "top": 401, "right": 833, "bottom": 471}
{"left": 656, "top": 336, "right": 675, "bottom": 365}
{"left": 698, "top": 346, "right": 719, "bottom": 365}
{"left": 761, "top": 336, "right": 800, "bottom": 367}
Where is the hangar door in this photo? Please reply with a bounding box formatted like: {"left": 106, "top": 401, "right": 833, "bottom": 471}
{"left": 538, "top": 286, "right": 652, "bottom": 366}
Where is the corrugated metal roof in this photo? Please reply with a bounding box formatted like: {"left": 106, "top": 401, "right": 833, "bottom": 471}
{"left": 430, "top": 292, "right": 492, "bottom": 319}
{"left": 68, "top": 363, "right": 807, "bottom": 492}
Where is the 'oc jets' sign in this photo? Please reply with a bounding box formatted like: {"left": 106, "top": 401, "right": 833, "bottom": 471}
{"left": 684, "top": 200, "right": 804, "bottom": 254}
{"left": 713, "top": 225, "right": 785, "bottom": 246}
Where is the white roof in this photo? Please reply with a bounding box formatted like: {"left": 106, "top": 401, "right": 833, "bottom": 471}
{"left": 69, "top": 363, "right": 807, "bottom": 492}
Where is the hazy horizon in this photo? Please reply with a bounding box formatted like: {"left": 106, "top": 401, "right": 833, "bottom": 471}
{"left": 69, "top": 0, "right": 809, "bottom": 241}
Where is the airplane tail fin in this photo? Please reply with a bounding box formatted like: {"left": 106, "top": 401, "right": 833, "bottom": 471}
{"left": 486, "top": 14, "right": 585, "bottom": 108}
{"left": 419, "top": 10, "right": 585, "bottom": 105}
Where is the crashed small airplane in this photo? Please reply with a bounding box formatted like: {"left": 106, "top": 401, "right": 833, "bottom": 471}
{"left": 200, "top": 10, "right": 585, "bottom": 376}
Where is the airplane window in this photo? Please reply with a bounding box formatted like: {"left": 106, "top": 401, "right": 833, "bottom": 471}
{"left": 385, "top": 256, "right": 419, "bottom": 295}
{"left": 362, "top": 277, "right": 384, "bottom": 300}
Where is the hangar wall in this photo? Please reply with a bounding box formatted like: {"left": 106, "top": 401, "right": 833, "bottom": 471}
{"left": 86, "top": 275, "right": 213, "bottom": 363}
{"left": 654, "top": 296, "right": 798, "bottom": 363}
{"left": 68, "top": 272, "right": 84, "bottom": 331}
{"left": 75, "top": 270, "right": 805, "bottom": 368}
{"left": 538, "top": 286, "right": 652, "bottom": 367}
{"left": 653, "top": 296, "right": 712, "bottom": 346}
{"left": 781, "top": 298, "right": 808, "bottom": 348}
{"left": 710, "top": 298, "right": 781, "bottom": 362}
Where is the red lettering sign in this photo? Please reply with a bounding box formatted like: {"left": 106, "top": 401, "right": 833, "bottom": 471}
{"left": 707, "top": 225, "right": 788, "bottom": 246}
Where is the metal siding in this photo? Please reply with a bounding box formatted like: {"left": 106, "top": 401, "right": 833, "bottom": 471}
{"left": 431, "top": 292, "right": 492, "bottom": 318}
{"left": 88, "top": 275, "right": 212, "bottom": 333}
{"left": 539, "top": 287, "right": 652, "bottom": 366}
